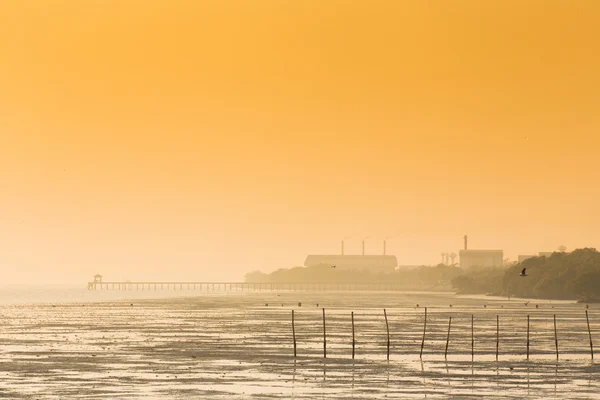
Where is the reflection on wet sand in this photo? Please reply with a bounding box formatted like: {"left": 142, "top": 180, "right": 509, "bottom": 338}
{"left": 0, "top": 291, "right": 598, "bottom": 398}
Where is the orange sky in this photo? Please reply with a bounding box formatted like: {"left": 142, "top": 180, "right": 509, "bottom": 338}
{"left": 1, "top": 1, "right": 599, "bottom": 284}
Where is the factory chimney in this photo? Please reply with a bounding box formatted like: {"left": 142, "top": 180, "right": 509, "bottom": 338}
{"left": 464, "top": 235, "right": 468, "bottom": 250}
{"left": 341, "top": 240, "right": 344, "bottom": 256}
{"left": 362, "top": 240, "right": 365, "bottom": 256}
{"left": 383, "top": 240, "right": 386, "bottom": 255}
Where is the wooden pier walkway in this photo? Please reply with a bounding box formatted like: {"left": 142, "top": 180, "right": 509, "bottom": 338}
{"left": 87, "top": 281, "right": 406, "bottom": 292}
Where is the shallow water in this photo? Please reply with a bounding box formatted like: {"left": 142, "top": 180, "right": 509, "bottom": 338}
{"left": 0, "top": 290, "right": 598, "bottom": 398}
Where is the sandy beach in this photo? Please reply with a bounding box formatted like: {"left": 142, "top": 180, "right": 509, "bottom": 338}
{"left": 0, "top": 290, "right": 598, "bottom": 399}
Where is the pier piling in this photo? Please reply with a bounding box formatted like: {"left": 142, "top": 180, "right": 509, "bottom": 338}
{"left": 445, "top": 316, "right": 452, "bottom": 360}
{"left": 351, "top": 311, "right": 355, "bottom": 359}
{"left": 586, "top": 310, "right": 594, "bottom": 360}
{"left": 322, "top": 308, "right": 327, "bottom": 359}
{"left": 292, "top": 310, "right": 297, "bottom": 357}
{"left": 496, "top": 315, "right": 499, "bottom": 361}
{"left": 471, "top": 314, "right": 474, "bottom": 360}
{"left": 527, "top": 315, "right": 530, "bottom": 361}
{"left": 384, "top": 309, "right": 390, "bottom": 360}
{"left": 554, "top": 314, "right": 559, "bottom": 360}
{"left": 420, "top": 307, "right": 427, "bottom": 359}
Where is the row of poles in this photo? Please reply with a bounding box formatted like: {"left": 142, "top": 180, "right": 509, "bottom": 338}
{"left": 291, "top": 308, "right": 595, "bottom": 360}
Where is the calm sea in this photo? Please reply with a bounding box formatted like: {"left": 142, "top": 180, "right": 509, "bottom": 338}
{"left": 0, "top": 284, "right": 201, "bottom": 305}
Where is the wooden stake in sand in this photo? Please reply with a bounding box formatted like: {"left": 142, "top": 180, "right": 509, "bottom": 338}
{"left": 496, "top": 315, "right": 499, "bottom": 361}
{"left": 384, "top": 309, "right": 390, "bottom": 360}
{"left": 420, "top": 307, "right": 427, "bottom": 359}
{"left": 351, "top": 311, "right": 355, "bottom": 359}
{"left": 526, "top": 315, "right": 530, "bottom": 361}
{"left": 444, "top": 316, "right": 452, "bottom": 360}
{"left": 553, "top": 314, "right": 559, "bottom": 360}
{"left": 322, "top": 308, "right": 327, "bottom": 359}
{"left": 292, "top": 310, "right": 297, "bottom": 357}
{"left": 586, "top": 310, "right": 594, "bottom": 360}
{"left": 471, "top": 314, "right": 474, "bottom": 360}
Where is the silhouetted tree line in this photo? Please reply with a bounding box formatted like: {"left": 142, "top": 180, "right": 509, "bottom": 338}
{"left": 451, "top": 248, "right": 600, "bottom": 301}
{"left": 246, "top": 248, "right": 600, "bottom": 301}
{"left": 244, "top": 264, "right": 463, "bottom": 290}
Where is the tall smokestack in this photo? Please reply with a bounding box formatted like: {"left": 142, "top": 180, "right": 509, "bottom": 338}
{"left": 341, "top": 240, "right": 344, "bottom": 255}
{"left": 383, "top": 240, "right": 386, "bottom": 255}
{"left": 362, "top": 240, "right": 365, "bottom": 256}
{"left": 464, "top": 235, "right": 468, "bottom": 250}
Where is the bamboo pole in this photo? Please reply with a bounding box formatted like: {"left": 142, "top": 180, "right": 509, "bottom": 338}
{"left": 351, "top": 311, "right": 355, "bottom": 359}
{"left": 496, "top": 315, "right": 499, "bottom": 361}
{"left": 553, "top": 314, "right": 559, "bottom": 360}
{"left": 471, "top": 314, "right": 474, "bottom": 360}
{"left": 586, "top": 310, "right": 594, "bottom": 360}
{"left": 526, "top": 315, "right": 530, "bottom": 361}
{"left": 420, "top": 307, "right": 427, "bottom": 359}
{"left": 444, "top": 316, "right": 452, "bottom": 360}
{"left": 322, "top": 308, "right": 327, "bottom": 359}
{"left": 384, "top": 309, "right": 390, "bottom": 360}
{"left": 292, "top": 310, "right": 297, "bottom": 357}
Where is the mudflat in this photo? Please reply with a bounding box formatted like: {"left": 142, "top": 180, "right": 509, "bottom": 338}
{"left": 0, "top": 291, "right": 598, "bottom": 399}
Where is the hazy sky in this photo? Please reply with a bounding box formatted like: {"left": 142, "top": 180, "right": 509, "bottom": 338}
{"left": 1, "top": 1, "right": 599, "bottom": 284}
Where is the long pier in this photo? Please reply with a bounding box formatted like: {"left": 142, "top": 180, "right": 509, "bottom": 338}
{"left": 87, "top": 281, "right": 406, "bottom": 292}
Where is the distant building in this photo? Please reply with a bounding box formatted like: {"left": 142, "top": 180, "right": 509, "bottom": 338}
{"left": 518, "top": 255, "right": 536, "bottom": 263}
{"left": 396, "top": 265, "right": 424, "bottom": 270}
{"left": 459, "top": 250, "right": 503, "bottom": 269}
{"left": 304, "top": 255, "right": 398, "bottom": 273}
{"left": 519, "top": 252, "right": 554, "bottom": 263}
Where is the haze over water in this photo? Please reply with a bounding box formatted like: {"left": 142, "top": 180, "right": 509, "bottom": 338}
{"left": 0, "top": 285, "right": 206, "bottom": 306}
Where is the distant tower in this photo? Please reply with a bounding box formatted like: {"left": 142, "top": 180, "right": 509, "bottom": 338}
{"left": 464, "top": 235, "right": 468, "bottom": 250}
{"left": 450, "top": 252, "right": 457, "bottom": 265}
{"left": 362, "top": 240, "right": 365, "bottom": 256}
{"left": 341, "top": 240, "right": 345, "bottom": 255}
{"left": 383, "top": 240, "right": 387, "bottom": 255}
{"left": 445, "top": 253, "right": 450, "bottom": 265}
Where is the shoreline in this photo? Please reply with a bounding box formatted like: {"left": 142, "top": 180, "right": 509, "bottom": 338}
{"left": 0, "top": 284, "right": 585, "bottom": 308}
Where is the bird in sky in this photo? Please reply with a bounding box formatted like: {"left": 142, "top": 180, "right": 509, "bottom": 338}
{"left": 331, "top": 265, "right": 336, "bottom": 269}
{"left": 520, "top": 268, "right": 527, "bottom": 277}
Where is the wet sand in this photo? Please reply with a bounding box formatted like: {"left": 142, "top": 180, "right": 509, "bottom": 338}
{"left": 0, "top": 291, "right": 598, "bottom": 399}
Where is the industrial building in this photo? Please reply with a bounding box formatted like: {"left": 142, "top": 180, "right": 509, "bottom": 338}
{"left": 304, "top": 240, "right": 398, "bottom": 273}
{"left": 518, "top": 252, "right": 555, "bottom": 263}
{"left": 518, "top": 255, "right": 536, "bottom": 263}
{"left": 459, "top": 250, "right": 504, "bottom": 268}
{"left": 459, "top": 236, "right": 503, "bottom": 269}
